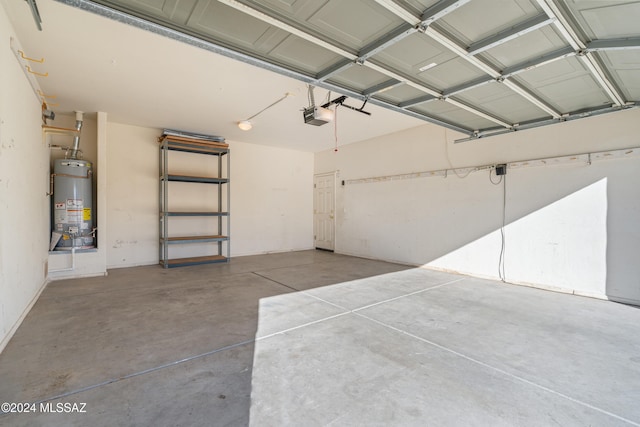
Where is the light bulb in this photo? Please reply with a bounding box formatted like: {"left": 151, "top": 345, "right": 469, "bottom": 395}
{"left": 238, "top": 120, "right": 252, "bottom": 131}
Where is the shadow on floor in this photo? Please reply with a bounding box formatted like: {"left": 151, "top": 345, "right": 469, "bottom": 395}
{"left": 0, "top": 250, "right": 410, "bottom": 426}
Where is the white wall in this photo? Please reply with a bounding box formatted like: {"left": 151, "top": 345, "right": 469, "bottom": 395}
{"left": 106, "top": 123, "right": 314, "bottom": 268}
{"left": 106, "top": 123, "right": 159, "bottom": 267}
{"left": 0, "top": 5, "right": 50, "bottom": 352}
{"left": 315, "top": 108, "right": 640, "bottom": 304}
{"left": 230, "top": 140, "right": 314, "bottom": 256}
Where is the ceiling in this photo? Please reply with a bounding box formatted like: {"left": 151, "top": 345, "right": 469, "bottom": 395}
{"left": 5, "top": 0, "right": 640, "bottom": 150}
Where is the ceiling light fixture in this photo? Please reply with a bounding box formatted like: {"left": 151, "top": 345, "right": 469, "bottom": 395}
{"left": 237, "top": 120, "right": 252, "bottom": 131}
{"left": 237, "top": 92, "right": 293, "bottom": 131}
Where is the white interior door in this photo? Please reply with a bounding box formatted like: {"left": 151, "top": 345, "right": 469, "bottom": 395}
{"left": 314, "top": 173, "right": 335, "bottom": 251}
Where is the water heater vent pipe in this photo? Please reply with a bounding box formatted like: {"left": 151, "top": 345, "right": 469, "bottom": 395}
{"left": 70, "top": 111, "right": 83, "bottom": 159}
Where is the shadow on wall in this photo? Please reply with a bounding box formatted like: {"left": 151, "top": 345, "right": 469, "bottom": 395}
{"left": 337, "top": 157, "right": 640, "bottom": 305}
{"left": 604, "top": 162, "right": 640, "bottom": 305}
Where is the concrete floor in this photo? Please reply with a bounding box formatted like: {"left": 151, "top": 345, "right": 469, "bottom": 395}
{"left": 1, "top": 250, "right": 639, "bottom": 426}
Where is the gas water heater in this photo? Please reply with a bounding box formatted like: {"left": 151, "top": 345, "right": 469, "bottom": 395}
{"left": 51, "top": 112, "right": 95, "bottom": 250}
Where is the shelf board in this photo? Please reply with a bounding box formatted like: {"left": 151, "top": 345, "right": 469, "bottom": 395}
{"left": 165, "top": 142, "right": 229, "bottom": 156}
{"left": 163, "top": 174, "right": 228, "bottom": 184}
{"left": 160, "top": 134, "right": 227, "bottom": 146}
{"left": 161, "top": 235, "right": 228, "bottom": 244}
{"left": 159, "top": 136, "right": 229, "bottom": 156}
{"left": 163, "top": 211, "right": 228, "bottom": 217}
{"left": 160, "top": 255, "right": 228, "bottom": 268}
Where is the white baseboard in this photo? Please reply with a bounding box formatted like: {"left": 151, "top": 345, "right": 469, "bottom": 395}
{"left": 48, "top": 271, "right": 108, "bottom": 281}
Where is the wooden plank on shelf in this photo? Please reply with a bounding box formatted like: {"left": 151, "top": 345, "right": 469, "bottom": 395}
{"left": 166, "top": 139, "right": 228, "bottom": 149}
{"left": 159, "top": 134, "right": 228, "bottom": 148}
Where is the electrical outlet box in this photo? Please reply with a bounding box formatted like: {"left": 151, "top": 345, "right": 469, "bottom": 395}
{"left": 496, "top": 164, "right": 507, "bottom": 176}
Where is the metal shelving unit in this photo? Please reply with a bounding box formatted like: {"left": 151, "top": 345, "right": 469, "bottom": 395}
{"left": 159, "top": 135, "right": 230, "bottom": 268}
